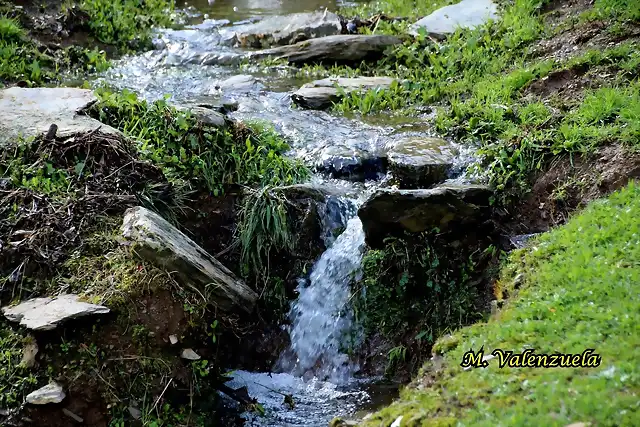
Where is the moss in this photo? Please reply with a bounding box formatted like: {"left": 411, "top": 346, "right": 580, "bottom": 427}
{"left": 362, "top": 181, "right": 640, "bottom": 426}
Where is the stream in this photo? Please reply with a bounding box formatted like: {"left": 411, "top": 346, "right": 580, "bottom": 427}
{"left": 94, "top": 1, "right": 473, "bottom": 425}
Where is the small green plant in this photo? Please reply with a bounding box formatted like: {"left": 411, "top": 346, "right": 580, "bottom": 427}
{"left": 81, "top": 0, "right": 176, "bottom": 50}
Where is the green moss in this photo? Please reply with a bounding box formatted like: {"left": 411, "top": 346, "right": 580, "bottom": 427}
{"left": 362, "top": 181, "right": 640, "bottom": 426}
{"left": 353, "top": 233, "right": 492, "bottom": 370}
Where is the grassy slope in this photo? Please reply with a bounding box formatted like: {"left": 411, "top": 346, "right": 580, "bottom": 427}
{"left": 334, "top": 0, "right": 640, "bottom": 200}
{"left": 362, "top": 181, "right": 640, "bottom": 426}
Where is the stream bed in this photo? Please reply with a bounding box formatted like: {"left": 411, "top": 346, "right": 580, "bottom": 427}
{"left": 93, "top": 2, "right": 472, "bottom": 425}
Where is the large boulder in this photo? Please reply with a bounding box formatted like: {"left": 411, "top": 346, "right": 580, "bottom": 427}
{"left": 249, "top": 35, "right": 402, "bottom": 65}
{"left": 220, "top": 11, "right": 342, "bottom": 48}
{"left": 2, "top": 295, "right": 110, "bottom": 331}
{"left": 292, "top": 77, "right": 396, "bottom": 110}
{"left": 387, "top": 137, "right": 458, "bottom": 188}
{"left": 358, "top": 185, "right": 493, "bottom": 246}
{"left": 121, "top": 206, "right": 258, "bottom": 313}
{"left": 410, "top": 0, "right": 499, "bottom": 38}
{"left": 0, "top": 87, "right": 119, "bottom": 147}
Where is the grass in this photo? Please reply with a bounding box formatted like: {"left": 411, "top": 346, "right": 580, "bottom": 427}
{"left": 89, "top": 89, "right": 310, "bottom": 196}
{"left": 328, "top": 0, "right": 640, "bottom": 199}
{"left": 361, "top": 181, "right": 640, "bottom": 426}
{"left": 0, "top": 14, "right": 108, "bottom": 86}
{"left": 80, "top": 0, "right": 176, "bottom": 50}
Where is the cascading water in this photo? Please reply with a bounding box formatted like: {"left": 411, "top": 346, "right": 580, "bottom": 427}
{"left": 224, "top": 195, "right": 374, "bottom": 426}
{"left": 277, "top": 198, "right": 366, "bottom": 384}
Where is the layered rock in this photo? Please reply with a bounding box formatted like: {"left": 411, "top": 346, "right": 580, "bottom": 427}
{"left": 292, "top": 77, "right": 396, "bottom": 110}
{"left": 0, "top": 87, "right": 119, "bottom": 147}
{"left": 249, "top": 35, "right": 402, "bottom": 65}
{"left": 220, "top": 11, "right": 342, "bottom": 48}
{"left": 2, "top": 295, "right": 110, "bottom": 331}
{"left": 387, "top": 137, "right": 457, "bottom": 188}
{"left": 358, "top": 185, "right": 493, "bottom": 246}
{"left": 25, "top": 383, "right": 66, "bottom": 405}
{"left": 121, "top": 206, "right": 258, "bottom": 313}
{"left": 410, "top": 0, "right": 499, "bottom": 38}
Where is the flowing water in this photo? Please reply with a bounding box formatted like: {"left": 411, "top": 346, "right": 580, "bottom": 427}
{"left": 96, "top": 3, "right": 477, "bottom": 425}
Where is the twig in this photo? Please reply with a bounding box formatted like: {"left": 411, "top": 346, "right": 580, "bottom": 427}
{"left": 151, "top": 378, "right": 173, "bottom": 414}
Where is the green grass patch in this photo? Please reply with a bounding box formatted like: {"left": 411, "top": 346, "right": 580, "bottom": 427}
{"left": 362, "top": 181, "right": 640, "bottom": 426}
{"left": 80, "top": 0, "right": 176, "bottom": 50}
{"left": 89, "top": 89, "right": 310, "bottom": 195}
{"left": 0, "top": 15, "right": 108, "bottom": 85}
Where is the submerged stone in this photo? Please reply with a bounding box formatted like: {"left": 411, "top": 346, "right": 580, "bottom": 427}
{"left": 410, "top": 0, "right": 499, "bottom": 37}
{"left": 121, "top": 206, "right": 258, "bottom": 313}
{"left": 292, "top": 77, "right": 396, "bottom": 110}
{"left": 249, "top": 34, "right": 402, "bottom": 65}
{"left": 387, "top": 137, "right": 458, "bottom": 188}
{"left": 2, "top": 295, "right": 110, "bottom": 331}
{"left": 358, "top": 184, "right": 493, "bottom": 246}
{"left": 0, "top": 87, "right": 120, "bottom": 147}
{"left": 220, "top": 11, "right": 342, "bottom": 48}
{"left": 26, "top": 383, "right": 66, "bottom": 405}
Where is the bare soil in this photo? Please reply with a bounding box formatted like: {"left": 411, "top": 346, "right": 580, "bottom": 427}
{"left": 505, "top": 144, "right": 640, "bottom": 234}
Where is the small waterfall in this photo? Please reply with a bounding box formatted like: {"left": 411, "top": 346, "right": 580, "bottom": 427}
{"left": 278, "top": 197, "right": 366, "bottom": 384}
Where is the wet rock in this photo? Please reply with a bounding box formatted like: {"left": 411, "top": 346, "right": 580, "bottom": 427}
{"left": 329, "top": 418, "right": 358, "bottom": 427}
{"left": 2, "top": 295, "right": 110, "bottom": 331}
{"left": 121, "top": 206, "right": 258, "bottom": 313}
{"left": 0, "top": 87, "right": 120, "bottom": 147}
{"left": 316, "top": 145, "right": 387, "bottom": 181}
{"left": 26, "top": 383, "right": 65, "bottom": 405}
{"left": 410, "top": 0, "right": 499, "bottom": 38}
{"left": 211, "top": 74, "right": 260, "bottom": 94}
{"left": 128, "top": 406, "right": 142, "bottom": 420}
{"left": 220, "top": 11, "right": 342, "bottom": 48}
{"left": 358, "top": 184, "right": 493, "bottom": 246}
{"left": 250, "top": 34, "right": 402, "bottom": 65}
{"left": 181, "top": 348, "right": 201, "bottom": 360}
{"left": 175, "top": 104, "right": 228, "bottom": 128}
{"left": 292, "top": 77, "right": 396, "bottom": 110}
{"left": 387, "top": 137, "right": 457, "bottom": 188}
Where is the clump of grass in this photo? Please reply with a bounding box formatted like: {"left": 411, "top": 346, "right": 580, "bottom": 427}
{"left": 237, "top": 186, "right": 295, "bottom": 280}
{"left": 362, "top": 181, "right": 640, "bottom": 426}
{"left": 81, "top": 0, "right": 176, "bottom": 50}
{"left": 0, "top": 14, "right": 108, "bottom": 85}
{"left": 89, "top": 89, "right": 310, "bottom": 195}
{"left": 0, "top": 323, "right": 38, "bottom": 415}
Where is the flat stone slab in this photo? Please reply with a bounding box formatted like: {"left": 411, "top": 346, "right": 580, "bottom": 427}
{"left": 292, "top": 77, "right": 396, "bottom": 110}
{"left": 121, "top": 206, "right": 258, "bottom": 313}
{"left": 249, "top": 35, "right": 402, "bottom": 65}
{"left": 221, "top": 11, "right": 342, "bottom": 48}
{"left": 358, "top": 184, "right": 493, "bottom": 246}
{"left": 2, "top": 295, "right": 110, "bottom": 331}
{"left": 387, "top": 137, "right": 458, "bottom": 188}
{"left": 0, "top": 87, "right": 119, "bottom": 147}
{"left": 26, "top": 383, "right": 66, "bottom": 405}
{"left": 410, "top": 0, "right": 499, "bottom": 37}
